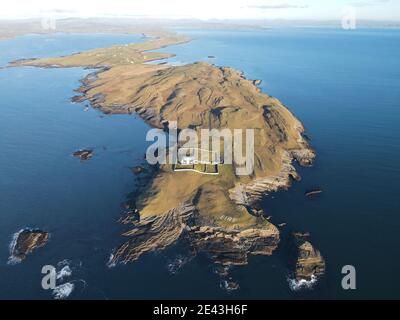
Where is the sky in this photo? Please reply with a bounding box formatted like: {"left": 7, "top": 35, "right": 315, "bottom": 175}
{"left": 1, "top": 0, "right": 399, "bottom": 21}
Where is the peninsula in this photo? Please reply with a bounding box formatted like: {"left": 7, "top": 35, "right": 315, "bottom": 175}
{"left": 10, "top": 29, "right": 324, "bottom": 286}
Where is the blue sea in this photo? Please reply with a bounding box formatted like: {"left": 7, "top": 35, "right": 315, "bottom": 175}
{"left": 0, "top": 28, "right": 399, "bottom": 299}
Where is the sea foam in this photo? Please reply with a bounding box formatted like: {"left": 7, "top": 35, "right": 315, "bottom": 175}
{"left": 287, "top": 275, "right": 318, "bottom": 292}
{"left": 7, "top": 229, "right": 25, "bottom": 265}
{"left": 106, "top": 253, "right": 116, "bottom": 268}
{"left": 52, "top": 282, "right": 75, "bottom": 300}
{"left": 56, "top": 265, "right": 72, "bottom": 281}
{"left": 50, "top": 259, "right": 86, "bottom": 299}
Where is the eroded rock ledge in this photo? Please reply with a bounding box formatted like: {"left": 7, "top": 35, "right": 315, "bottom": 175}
{"left": 110, "top": 194, "right": 280, "bottom": 267}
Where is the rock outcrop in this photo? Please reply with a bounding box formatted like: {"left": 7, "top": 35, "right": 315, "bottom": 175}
{"left": 9, "top": 229, "right": 49, "bottom": 263}
{"left": 305, "top": 189, "right": 323, "bottom": 198}
{"left": 73, "top": 149, "right": 93, "bottom": 161}
{"left": 291, "top": 232, "right": 325, "bottom": 282}
{"left": 130, "top": 166, "right": 145, "bottom": 175}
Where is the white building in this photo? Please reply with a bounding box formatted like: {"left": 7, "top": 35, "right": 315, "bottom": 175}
{"left": 180, "top": 155, "right": 196, "bottom": 165}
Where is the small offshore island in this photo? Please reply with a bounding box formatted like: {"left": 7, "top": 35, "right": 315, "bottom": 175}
{"left": 10, "top": 28, "right": 325, "bottom": 289}
{"left": 8, "top": 229, "right": 49, "bottom": 264}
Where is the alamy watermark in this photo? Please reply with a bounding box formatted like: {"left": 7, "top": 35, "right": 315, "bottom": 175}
{"left": 342, "top": 6, "right": 357, "bottom": 30}
{"left": 41, "top": 16, "right": 57, "bottom": 31}
{"left": 41, "top": 265, "right": 57, "bottom": 290}
{"left": 341, "top": 265, "right": 356, "bottom": 290}
{"left": 145, "top": 121, "right": 255, "bottom": 176}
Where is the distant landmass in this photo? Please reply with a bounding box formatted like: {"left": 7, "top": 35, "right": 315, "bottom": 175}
{"left": 0, "top": 17, "right": 399, "bottom": 41}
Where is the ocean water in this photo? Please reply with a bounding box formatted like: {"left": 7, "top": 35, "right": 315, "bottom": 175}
{"left": 0, "top": 29, "right": 399, "bottom": 299}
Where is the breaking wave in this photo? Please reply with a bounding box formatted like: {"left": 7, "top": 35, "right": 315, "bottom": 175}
{"left": 7, "top": 229, "right": 24, "bottom": 265}
{"left": 56, "top": 265, "right": 72, "bottom": 281}
{"left": 219, "top": 279, "right": 240, "bottom": 293}
{"left": 287, "top": 275, "right": 318, "bottom": 292}
{"left": 52, "top": 282, "right": 75, "bottom": 300}
{"left": 106, "top": 253, "right": 116, "bottom": 268}
{"left": 50, "top": 259, "right": 86, "bottom": 299}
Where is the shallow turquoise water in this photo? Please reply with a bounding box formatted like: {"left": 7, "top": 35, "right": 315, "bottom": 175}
{"left": 0, "top": 29, "right": 399, "bottom": 299}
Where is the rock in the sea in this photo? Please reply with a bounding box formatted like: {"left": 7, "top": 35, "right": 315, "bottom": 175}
{"left": 305, "top": 189, "right": 323, "bottom": 198}
{"left": 9, "top": 229, "right": 49, "bottom": 263}
{"left": 130, "top": 166, "right": 145, "bottom": 175}
{"left": 290, "top": 232, "right": 325, "bottom": 282}
{"left": 213, "top": 265, "right": 231, "bottom": 277}
{"left": 166, "top": 254, "right": 192, "bottom": 275}
{"left": 220, "top": 279, "right": 240, "bottom": 292}
{"left": 73, "top": 149, "right": 93, "bottom": 161}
